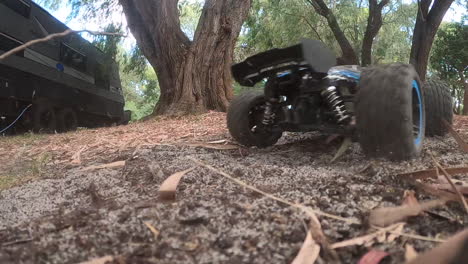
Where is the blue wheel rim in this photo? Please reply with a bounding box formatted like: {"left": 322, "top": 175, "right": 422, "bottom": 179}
{"left": 413, "top": 80, "right": 423, "bottom": 147}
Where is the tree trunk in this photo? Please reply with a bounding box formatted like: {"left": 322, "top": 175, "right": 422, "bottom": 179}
{"left": 461, "top": 71, "right": 468, "bottom": 115}
{"left": 361, "top": 0, "right": 389, "bottom": 66}
{"left": 119, "top": 0, "right": 252, "bottom": 115}
{"left": 307, "top": 0, "right": 359, "bottom": 65}
{"left": 409, "top": 0, "right": 454, "bottom": 81}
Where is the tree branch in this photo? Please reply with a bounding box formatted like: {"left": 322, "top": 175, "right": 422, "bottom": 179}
{"left": 0, "top": 29, "right": 125, "bottom": 61}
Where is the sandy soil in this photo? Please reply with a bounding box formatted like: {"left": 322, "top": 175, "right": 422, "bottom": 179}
{"left": 0, "top": 113, "right": 467, "bottom": 264}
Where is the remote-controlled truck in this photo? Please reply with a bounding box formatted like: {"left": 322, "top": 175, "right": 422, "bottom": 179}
{"left": 0, "top": 0, "right": 130, "bottom": 134}
{"left": 227, "top": 39, "right": 453, "bottom": 160}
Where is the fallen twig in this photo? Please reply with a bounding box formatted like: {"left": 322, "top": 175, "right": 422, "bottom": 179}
{"left": 406, "top": 229, "right": 468, "bottom": 264}
{"left": 430, "top": 154, "right": 468, "bottom": 214}
{"left": 80, "top": 160, "right": 126, "bottom": 172}
{"left": 189, "top": 158, "right": 359, "bottom": 224}
{"left": 0, "top": 29, "right": 125, "bottom": 60}
{"left": 397, "top": 167, "right": 468, "bottom": 180}
{"left": 77, "top": 255, "right": 114, "bottom": 264}
{"left": 189, "top": 158, "right": 342, "bottom": 262}
{"left": 443, "top": 119, "right": 468, "bottom": 153}
{"left": 330, "top": 137, "right": 352, "bottom": 163}
{"left": 182, "top": 142, "right": 239, "bottom": 150}
{"left": 331, "top": 223, "right": 404, "bottom": 249}
{"left": 144, "top": 222, "right": 160, "bottom": 239}
{"left": 1, "top": 238, "right": 33, "bottom": 246}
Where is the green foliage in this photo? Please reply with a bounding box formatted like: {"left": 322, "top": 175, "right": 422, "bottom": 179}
{"left": 179, "top": 0, "right": 203, "bottom": 39}
{"left": 431, "top": 20, "right": 468, "bottom": 112}
{"left": 241, "top": 0, "right": 418, "bottom": 64}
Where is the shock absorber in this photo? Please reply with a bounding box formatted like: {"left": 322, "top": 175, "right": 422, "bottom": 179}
{"left": 321, "top": 86, "right": 351, "bottom": 124}
{"left": 262, "top": 101, "right": 276, "bottom": 126}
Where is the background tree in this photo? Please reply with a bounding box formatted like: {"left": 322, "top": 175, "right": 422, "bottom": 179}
{"left": 409, "top": 0, "right": 455, "bottom": 80}
{"left": 431, "top": 20, "right": 468, "bottom": 114}
{"left": 119, "top": 0, "right": 252, "bottom": 115}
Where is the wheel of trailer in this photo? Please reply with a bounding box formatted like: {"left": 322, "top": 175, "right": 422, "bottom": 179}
{"left": 227, "top": 90, "right": 282, "bottom": 148}
{"left": 424, "top": 79, "right": 453, "bottom": 136}
{"left": 120, "top": 110, "right": 132, "bottom": 125}
{"left": 57, "top": 108, "right": 78, "bottom": 132}
{"left": 32, "top": 99, "right": 57, "bottom": 133}
{"left": 355, "top": 63, "right": 425, "bottom": 160}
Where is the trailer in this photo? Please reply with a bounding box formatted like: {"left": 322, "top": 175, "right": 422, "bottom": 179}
{"left": 0, "top": 0, "right": 130, "bottom": 134}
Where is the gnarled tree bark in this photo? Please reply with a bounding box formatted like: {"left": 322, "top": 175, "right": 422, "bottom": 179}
{"left": 361, "top": 0, "right": 389, "bottom": 66}
{"left": 119, "top": 0, "right": 252, "bottom": 115}
{"left": 409, "top": 0, "right": 454, "bottom": 81}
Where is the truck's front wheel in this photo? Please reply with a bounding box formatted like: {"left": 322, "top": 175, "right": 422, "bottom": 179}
{"left": 355, "top": 63, "right": 425, "bottom": 160}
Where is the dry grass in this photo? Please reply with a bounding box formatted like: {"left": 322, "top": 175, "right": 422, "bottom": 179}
{"left": 0, "top": 112, "right": 228, "bottom": 189}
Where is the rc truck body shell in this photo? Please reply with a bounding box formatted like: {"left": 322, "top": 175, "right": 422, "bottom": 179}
{"left": 0, "top": 0, "right": 125, "bottom": 131}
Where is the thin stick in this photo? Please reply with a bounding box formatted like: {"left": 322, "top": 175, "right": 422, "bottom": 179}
{"left": 386, "top": 230, "right": 446, "bottom": 243}
{"left": 189, "top": 157, "right": 359, "bottom": 224}
{"left": 430, "top": 154, "right": 468, "bottom": 214}
{"left": 0, "top": 29, "right": 125, "bottom": 60}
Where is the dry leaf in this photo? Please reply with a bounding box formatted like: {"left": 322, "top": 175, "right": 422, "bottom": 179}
{"left": 431, "top": 155, "right": 468, "bottom": 214}
{"left": 397, "top": 167, "right": 468, "bottom": 180}
{"left": 369, "top": 199, "right": 446, "bottom": 227}
{"left": 358, "top": 250, "right": 390, "bottom": 264}
{"left": 402, "top": 190, "right": 420, "bottom": 207}
{"left": 144, "top": 222, "right": 160, "bottom": 239}
{"left": 78, "top": 255, "right": 113, "bottom": 264}
{"left": 443, "top": 120, "right": 468, "bottom": 153}
{"left": 331, "top": 223, "right": 403, "bottom": 249}
{"left": 406, "top": 229, "right": 468, "bottom": 264}
{"left": 291, "top": 231, "right": 320, "bottom": 264}
{"left": 405, "top": 244, "right": 418, "bottom": 262}
{"left": 159, "top": 167, "right": 195, "bottom": 200}
{"left": 325, "top": 134, "right": 341, "bottom": 144}
{"left": 80, "top": 160, "right": 126, "bottom": 172}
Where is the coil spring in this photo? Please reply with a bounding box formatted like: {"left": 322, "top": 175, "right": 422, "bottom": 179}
{"left": 262, "top": 102, "right": 275, "bottom": 126}
{"left": 321, "top": 86, "right": 351, "bottom": 124}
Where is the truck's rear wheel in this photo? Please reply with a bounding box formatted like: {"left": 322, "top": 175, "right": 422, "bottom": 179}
{"left": 424, "top": 79, "right": 453, "bottom": 136}
{"left": 355, "top": 63, "right": 425, "bottom": 160}
{"left": 227, "top": 90, "right": 282, "bottom": 148}
{"left": 57, "top": 108, "right": 78, "bottom": 132}
{"left": 32, "top": 100, "right": 56, "bottom": 133}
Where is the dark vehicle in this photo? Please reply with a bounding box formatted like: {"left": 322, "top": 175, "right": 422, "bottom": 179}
{"left": 228, "top": 39, "right": 453, "bottom": 160}
{"left": 0, "top": 0, "right": 130, "bottom": 134}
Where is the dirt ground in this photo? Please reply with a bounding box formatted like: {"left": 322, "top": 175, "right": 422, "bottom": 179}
{"left": 0, "top": 113, "right": 467, "bottom": 264}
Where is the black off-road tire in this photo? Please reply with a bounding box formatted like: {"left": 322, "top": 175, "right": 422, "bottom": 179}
{"left": 424, "top": 79, "right": 453, "bottom": 136}
{"left": 355, "top": 63, "right": 425, "bottom": 160}
{"left": 120, "top": 110, "right": 132, "bottom": 125}
{"left": 57, "top": 108, "right": 78, "bottom": 132}
{"left": 32, "top": 99, "right": 56, "bottom": 133}
{"left": 227, "top": 90, "right": 282, "bottom": 148}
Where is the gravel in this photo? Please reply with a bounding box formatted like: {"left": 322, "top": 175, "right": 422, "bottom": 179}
{"left": 0, "top": 132, "right": 467, "bottom": 263}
